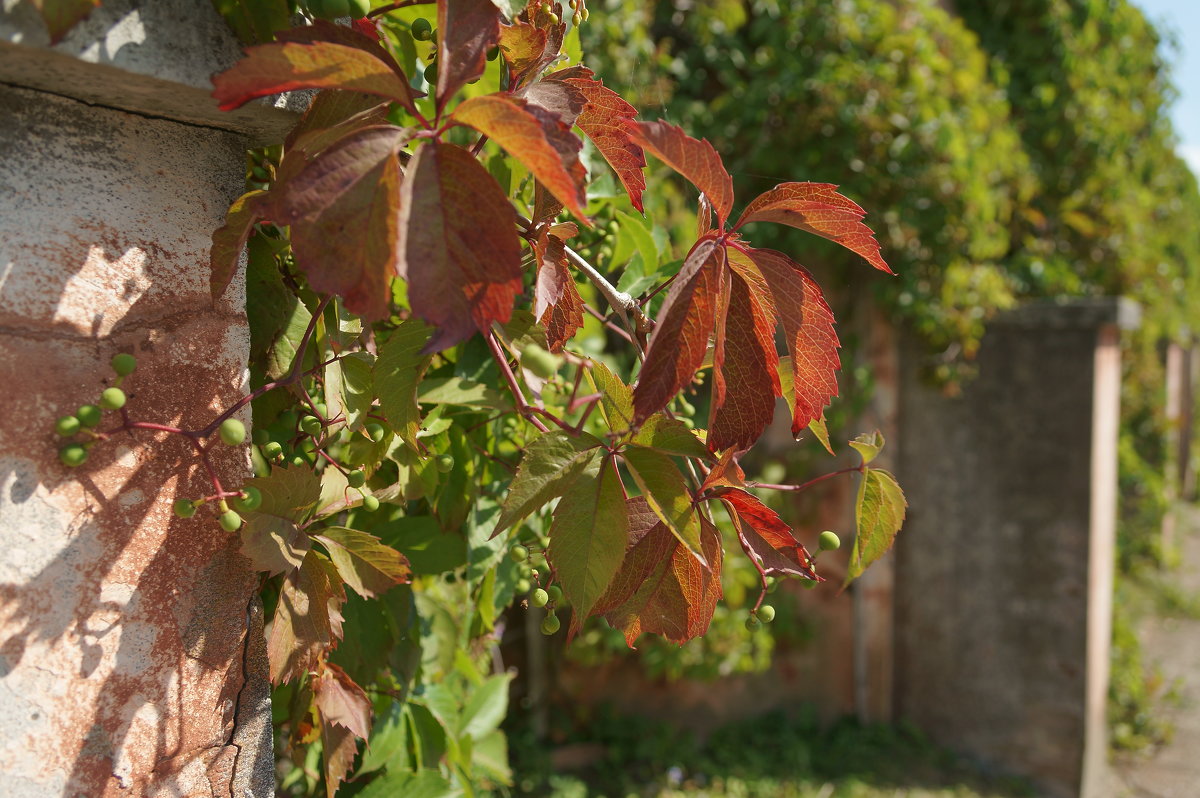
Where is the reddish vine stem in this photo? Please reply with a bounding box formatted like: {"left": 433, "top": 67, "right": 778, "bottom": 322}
{"left": 367, "top": 0, "right": 435, "bottom": 18}
{"left": 486, "top": 332, "right": 550, "bottom": 434}
{"left": 582, "top": 302, "right": 635, "bottom": 344}
{"left": 750, "top": 464, "right": 864, "bottom": 493}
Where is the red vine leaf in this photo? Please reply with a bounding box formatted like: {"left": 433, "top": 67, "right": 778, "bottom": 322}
{"left": 532, "top": 225, "right": 584, "bottom": 351}
{"left": 592, "top": 499, "right": 724, "bottom": 647}
{"left": 267, "top": 552, "right": 347, "bottom": 685}
{"left": 397, "top": 141, "right": 524, "bottom": 352}
{"left": 450, "top": 93, "right": 588, "bottom": 221}
{"left": 437, "top": 0, "right": 502, "bottom": 109}
{"left": 733, "top": 182, "right": 892, "bottom": 274}
{"left": 276, "top": 19, "right": 417, "bottom": 98}
{"left": 313, "top": 662, "right": 372, "bottom": 740}
{"left": 713, "top": 486, "right": 819, "bottom": 580}
{"left": 212, "top": 40, "right": 417, "bottom": 115}
{"left": 701, "top": 449, "right": 747, "bottom": 491}
{"left": 283, "top": 90, "right": 391, "bottom": 159}
{"left": 633, "top": 239, "right": 723, "bottom": 425}
{"left": 210, "top": 189, "right": 268, "bottom": 301}
{"left": 631, "top": 121, "right": 734, "bottom": 227}
{"left": 709, "top": 267, "right": 781, "bottom": 452}
{"left": 321, "top": 721, "right": 358, "bottom": 798}
{"left": 498, "top": 20, "right": 560, "bottom": 89}
{"left": 546, "top": 67, "right": 647, "bottom": 212}
{"left": 737, "top": 247, "right": 840, "bottom": 436}
{"left": 274, "top": 126, "right": 410, "bottom": 321}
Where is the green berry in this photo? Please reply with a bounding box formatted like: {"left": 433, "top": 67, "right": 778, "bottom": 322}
{"left": 278, "top": 410, "right": 299, "bottom": 430}
{"left": 173, "top": 499, "right": 197, "bottom": 519}
{"left": 56, "top": 415, "right": 81, "bottom": 437}
{"left": 252, "top": 429, "right": 271, "bottom": 446}
{"left": 291, "top": 455, "right": 308, "bottom": 468}
{"left": 365, "top": 422, "right": 386, "bottom": 442}
{"left": 582, "top": 7, "right": 589, "bottom": 20}
{"left": 219, "top": 510, "right": 243, "bottom": 532}
{"left": 546, "top": 584, "right": 563, "bottom": 604}
{"left": 77, "top": 405, "right": 102, "bottom": 427}
{"left": 572, "top": 11, "right": 581, "bottom": 25}
{"left": 346, "top": 469, "right": 366, "bottom": 488}
{"left": 530, "top": 588, "right": 550, "bottom": 608}
{"left": 262, "top": 441, "right": 284, "bottom": 460}
{"left": 99, "top": 387, "right": 126, "bottom": 411}
{"left": 424, "top": 62, "right": 438, "bottom": 84}
{"left": 802, "top": 578, "right": 818, "bottom": 590}
{"left": 411, "top": 17, "right": 432, "bottom": 40}
{"left": 520, "top": 343, "right": 561, "bottom": 379}
{"left": 361, "top": 493, "right": 380, "bottom": 512}
{"left": 757, "top": 604, "right": 776, "bottom": 623}
{"left": 745, "top": 616, "right": 760, "bottom": 631}
{"left": 540, "top": 614, "right": 561, "bottom": 635}
{"left": 347, "top": 0, "right": 371, "bottom": 19}
{"left": 235, "top": 486, "right": 262, "bottom": 512}
{"left": 110, "top": 353, "right": 137, "bottom": 376}
{"left": 516, "top": 577, "right": 532, "bottom": 594}
{"left": 435, "top": 453, "right": 455, "bottom": 473}
{"left": 819, "top": 530, "right": 841, "bottom": 551}
{"left": 59, "top": 444, "right": 88, "bottom": 467}
{"left": 547, "top": 11, "right": 559, "bottom": 24}
{"left": 308, "top": 0, "right": 350, "bottom": 19}
{"left": 300, "top": 415, "right": 323, "bottom": 436}
{"left": 509, "top": 544, "right": 529, "bottom": 563}
{"left": 219, "top": 418, "right": 246, "bottom": 446}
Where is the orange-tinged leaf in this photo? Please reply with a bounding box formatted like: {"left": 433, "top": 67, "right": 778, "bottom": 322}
{"left": 592, "top": 500, "right": 723, "bottom": 647}
{"left": 314, "top": 663, "right": 372, "bottom": 740}
{"left": 397, "top": 141, "right": 524, "bottom": 351}
{"left": 212, "top": 40, "right": 417, "bottom": 114}
{"left": 30, "top": 0, "right": 98, "bottom": 44}
{"left": 632, "top": 121, "right": 734, "bottom": 227}
{"left": 437, "top": 0, "right": 502, "bottom": 109}
{"left": 276, "top": 19, "right": 418, "bottom": 101}
{"left": 210, "top": 190, "right": 268, "bottom": 301}
{"left": 498, "top": 20, "right": 560, "bottom": 88}
{"left": 714, "top": 487, "right": 818, "bottom": 580}
{"left": 546, "top": 67, "right": 647, "bottom": 211}
{"left": 733, "top": 182, "right": 892, "bottom": 274}
{"left": 709, "top": 269, "right": 781, "bottom": 452}
{"left": 739, "top": 247, "right": 841, "bottom": 436}
{"left": 274, "top": 126, "right": 409, "bottom": 321}
{"left": 701, "top": 449, "right": 747, "bottom": 491}
{"left": 532, "top": 226, "right": 584, "bottom": 351}
{"left": 283, "top": 90, "right": 391, "bottom": 162}
{"left": 315, "top": 526, "right": 412, "bottom": 598}
{"left": 633, "top": 238, "right": 724, "bottom": 424}
{"left": 450, "top": 93, "right": 588, "bottom": 221}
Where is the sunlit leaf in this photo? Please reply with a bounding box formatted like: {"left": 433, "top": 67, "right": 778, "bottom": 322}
{"left": 374, "top": 320, "right": 435, "bottom": 449}
{"left": 316, "top": 526, "right": 412, "bottom": 598}
{"left": 437, "top": 0, "right": 503, "bottom": 108}
{"left": 30, "top": 0, "right": 98, "bottom": 44}
{"left": 631, "top": 120, "right": 734, "bottom": 227}
{"left": 267, "top": 551, "right": 346, "bottom": 684}
{"left": 314, "top": 662, "right": 372, "bottom": 740}
{"left": 532, "top": 225, "right": 584, "bottom": 351}
{"left": 210, "top": 190, "right": 268, "bottom": 301}
{"left": 846, "top": 467, "right": 906, "bottom": 585}
{"left": 621, "top": 444, "right": 704, "bottom": 563}
{"left": 494, "top": 430, "right": 602, "bottom": 535}
{"left": 714, "top": 487, "right": 818, "bottom": 580}
{"left": 733, "top": 182, "right": 892, "bottom": 274}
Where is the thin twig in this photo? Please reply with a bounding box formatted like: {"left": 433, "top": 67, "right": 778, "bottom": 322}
{"left": 749, "top": 465, "right": 863, "bottom": 493}
{"left": 486, "top": 332, "right": 550, "bottom": 434}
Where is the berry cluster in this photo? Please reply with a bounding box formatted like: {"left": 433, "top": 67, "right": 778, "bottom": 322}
{"left": 54, "top": 353, "right": 136, "bottom": 467}
{"left": 509, "top": 542, "right": 566, "bottom": 636}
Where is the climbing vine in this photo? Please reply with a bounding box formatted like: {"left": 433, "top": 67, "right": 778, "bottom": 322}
{"left": 43, "top": 1, "right": 905, "bottom": 794}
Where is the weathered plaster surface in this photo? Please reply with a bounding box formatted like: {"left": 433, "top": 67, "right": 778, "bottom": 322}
{"left": 0, "top": 80, "right": 270, "bottom": 795}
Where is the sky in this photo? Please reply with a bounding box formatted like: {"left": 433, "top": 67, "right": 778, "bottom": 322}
{"left": 1135, "top": 0, "right": 1200, "bottom": 175}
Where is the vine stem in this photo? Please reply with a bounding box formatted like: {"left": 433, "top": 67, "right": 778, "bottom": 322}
{"left": 514, "top": 214, "right": 653, "bottom": 348}
{"left": 367, "top": 0, "right": 435, "bottom": 18}
{"left": 749, "top": 464, "right": 864, "bottom": 493}
{"left": 486, "top": 332, "right": 550, "bottom": 434}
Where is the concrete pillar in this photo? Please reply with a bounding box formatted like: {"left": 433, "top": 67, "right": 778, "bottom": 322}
{"left": 894, "top": 298, "right": 1138, "bottom": 798}
{"left": 1, "top": 2, "right": 294, "bottom": 794}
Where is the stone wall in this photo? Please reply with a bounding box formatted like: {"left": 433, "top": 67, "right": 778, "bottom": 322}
{"left": 0, "top": 1, "right": 290, "bottom": 794}
{"left": 894, "top": 299, "right": 1137, "bottom": 798}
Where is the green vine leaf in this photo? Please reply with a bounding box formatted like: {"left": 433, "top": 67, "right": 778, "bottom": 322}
{"left": 845, "top": 466, "right": 907, "bottom": 586}
{"left": 374, "top": 320, "right": 435, "bottom": 450}
{"left": 546, "top": 455, "right": 629, "bottom": 630}
{"left": 324, "top": 351, "right": 374, "bottom": 429}
{"left": 584, "top": 359, "right": 635, "bottom": 434}
{"left": 621, "top": 444, "right": 704, "bottom": 564}
{"left": 631, "top": 414, "right": 711, "bottom": 461}
{"left": 809, "top": 415, "right": 835, "bottom": 455}
{"left": 316, "top": 527, "right": 412, "bottom": 599}
{"left": 493, "top": 429, "right": 602, "bottom": 536}
{"left": 849, "top": 430, "right": 885, "bottom": 465}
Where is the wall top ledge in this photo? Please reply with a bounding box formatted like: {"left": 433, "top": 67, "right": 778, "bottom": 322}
{"left": 990, "top": 297, "right": 1142, "bottom": 332}
{"left": 1, "top": 0, "right": 301, "bottom": 142}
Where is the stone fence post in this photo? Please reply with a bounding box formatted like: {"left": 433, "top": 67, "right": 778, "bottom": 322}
{"left": 893, "top": 298, "right": 1139, "bottom": 798}
{"left": 1, "top": 2, "right": 294, "bottom": 794}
